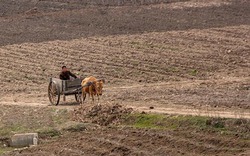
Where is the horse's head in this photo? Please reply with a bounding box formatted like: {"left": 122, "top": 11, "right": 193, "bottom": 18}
{"left": 95, "top": 79, "right": 105, "bottom": 95}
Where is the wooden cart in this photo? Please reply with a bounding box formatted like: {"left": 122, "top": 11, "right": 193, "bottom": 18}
{"left": 48, "top": 78, "right": 86, "bottom": 105}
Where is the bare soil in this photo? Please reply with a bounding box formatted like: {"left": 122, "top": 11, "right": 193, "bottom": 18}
{"left": 0, "top": 0, "right": 249, "bottom": 111}
{"left": 72, "top": 103, "right": 133, "bottom": 126}
{"left": 5, "top": 127, "right": 250, "bottom": 156}
{"left": 1, "top": 104, "right": 250, "bottom": 156}
{"left": 1, "top": 25, "right": 249, "bottom": 111}
{"left": 1, "top": 0, "right": 249, "bottom": 46}
{"left": 0, "top": 0, "right": 250, "bottom": 155}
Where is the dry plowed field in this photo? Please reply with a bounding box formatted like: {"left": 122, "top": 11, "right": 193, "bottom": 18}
{"left": 0, "top": 0, "right": 250, "bottom": 155}
{"left": 0, "top": 21, "right": 249, "bottom": 112}
{"left": 5, "top": 127, "right": 250, "bottom": 156}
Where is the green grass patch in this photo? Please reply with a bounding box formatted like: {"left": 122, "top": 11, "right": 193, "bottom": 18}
{"left": 62, "top": 123, "right": 87, "bottom": 132}
{"left": 169, "top": 67, "right": 180, "bottom": 73}
{"left": 38, "top": 128, "right": 61, "bottom": 138}
{"left": 189, "top": 69, "right": 198, "bottom": 76}
{"left": 0, "top": 125, "right": 27, "bottom": 137}
{"left": 123, "top": 113, "right": 249, "bottom": 139}
{"left": 124, "top": 113, "right": 209, "bottom": 130}
{"left": 129, "top": 114, "right": 165, "bottom": 129}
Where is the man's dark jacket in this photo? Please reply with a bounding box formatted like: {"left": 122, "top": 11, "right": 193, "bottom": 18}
{"left": 59, "top": 71, "right": 77, "bottom": 80}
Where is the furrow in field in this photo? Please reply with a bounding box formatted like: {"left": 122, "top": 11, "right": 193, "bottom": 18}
{"left": 51, "top": 37, "right": 226, "bottom": 76}
{"left": 37, "top": 41, "right": 172, "bottom": 77}
{"left": 52, "top": 44, "right": 170, "bottom": 75}
{"left": 45, "top": 40, "right": 168, "bottom": 67}
{"left": 0, "top": 47, "right": 56, "bottom": 73}
{"left": 84, "top": 33, "right": 244, "bottom": 70}
{"left": 2, "top": 43, "right": 167, "bottom": 83}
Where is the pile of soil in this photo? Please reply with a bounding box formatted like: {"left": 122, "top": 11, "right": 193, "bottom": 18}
{"left": 72, "top": 103, "right": 133, "bottom": 126}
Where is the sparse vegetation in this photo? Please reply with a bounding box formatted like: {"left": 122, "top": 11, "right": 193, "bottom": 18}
{"left": 0, "top": 124, "right": 27, "bottom": 137}
{"left": 51, "top": 109, "right": 70, "bottom": 125}
{"left": 38, "top": 128, "right": 61, "bottom": 138}
{"left": 0, "top": 147, "right": 13, "bottom": 155}
{"left": 123, "top": 113, "right": 250, "bottom": 139}
{"left": 0, "top": 104, "right": 249, "bottom": 156}
{"left": 0, "top": 107, "right": 70, "bottom": 138}
{"left": 62, "top": 123, "right": 87, "bottom": 132}
{"left": 190, "top": 69, "right": 198, "bottom": 76}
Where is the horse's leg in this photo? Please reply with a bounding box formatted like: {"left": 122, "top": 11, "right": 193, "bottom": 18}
{"left": 81, "top": 92, "right": 85, "bottom": 105}
{"left": 92, "top": 94, "right": 94, "bottom": 104}
{"left": 89, "top": 85, "right": 94, "bottom": 104}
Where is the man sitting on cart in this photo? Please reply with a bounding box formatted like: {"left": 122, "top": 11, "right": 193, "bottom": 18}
{"left": 59, "top": 66, "right": 78, "bottom": 80}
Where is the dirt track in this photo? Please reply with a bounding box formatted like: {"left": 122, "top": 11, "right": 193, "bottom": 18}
{"left": 1, "top": 78, "right": 250, "bottom": 119}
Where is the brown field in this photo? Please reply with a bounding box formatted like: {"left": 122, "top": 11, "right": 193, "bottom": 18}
{"left": 0, "top": 0, "right": 249, "bottom": 155}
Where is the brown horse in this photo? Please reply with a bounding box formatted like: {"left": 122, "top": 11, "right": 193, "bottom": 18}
{"left": 81, "top": 76, "right": 104, "bottom": 103}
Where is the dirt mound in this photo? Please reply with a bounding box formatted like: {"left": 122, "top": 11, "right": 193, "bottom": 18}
{"left": 72, "top": 103, "right": 133, "bottom": 126}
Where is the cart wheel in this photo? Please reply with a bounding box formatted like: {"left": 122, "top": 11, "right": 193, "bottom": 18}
{"left": 75, "top": 93, "right": 86, "bottom": 104}
{"left": 48, "top": 81, "right": 60, "bottom": 105}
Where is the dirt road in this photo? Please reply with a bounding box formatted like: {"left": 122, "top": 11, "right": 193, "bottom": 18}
{"left": 1, "top": 77, "right": 250, "bottom": 119}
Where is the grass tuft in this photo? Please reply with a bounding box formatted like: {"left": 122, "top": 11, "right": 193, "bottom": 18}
{"left": 38, "top": 128, "right": 61, "bottom": 138}
{"left": 190, "top": 69, "right": 198, "bottom": 76}
{"left": 123, "top": 113, "right": 249, "bottom": 139}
